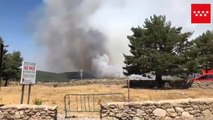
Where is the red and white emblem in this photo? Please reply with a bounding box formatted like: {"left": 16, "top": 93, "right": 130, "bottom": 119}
{"left": 191, "top": 4, "right": 211, "bottom": 23}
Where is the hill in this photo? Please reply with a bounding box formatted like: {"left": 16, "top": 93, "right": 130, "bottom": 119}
{"left": 36, "top": 70, "right": 95, "bottom": 82}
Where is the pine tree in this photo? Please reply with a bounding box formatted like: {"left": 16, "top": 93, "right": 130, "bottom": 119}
{"left": 2, "top": 51, "right": 23, "bottom": 86}
{"left": 123, "top": 15, "right": 192, "bottom": 87}
{"left": 192, "top": 30, "right": 213, "bottom": 73}
{"left": 0, "top": 37, "right": 23, "bottom": 86}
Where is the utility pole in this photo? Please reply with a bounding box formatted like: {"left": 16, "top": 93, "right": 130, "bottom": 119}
{"left": 80, "top": 69, "right": 83, "bottom": 80}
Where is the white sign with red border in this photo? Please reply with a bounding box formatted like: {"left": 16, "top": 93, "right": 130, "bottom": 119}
{"left": 20, "top": 62, "right": 36, "bottom": 84}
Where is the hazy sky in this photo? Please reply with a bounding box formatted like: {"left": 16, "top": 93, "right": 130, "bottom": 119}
{"left": 0, "top": 0, "right": 213, "bottom": 71}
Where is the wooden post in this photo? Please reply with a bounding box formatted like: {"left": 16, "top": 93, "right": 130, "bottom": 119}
{"left": 20, "top": 84, "right": 25, "bottom": 104}
{"left": 127, "top": 79, "right": 130, "bottom": 102}
{"left": 27, "top": 84, "right": 31, "bottom": 104}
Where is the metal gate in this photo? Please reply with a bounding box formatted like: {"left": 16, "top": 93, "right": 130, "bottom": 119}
{"left": 64, "top": 93, "right": 125, "bottom": 118}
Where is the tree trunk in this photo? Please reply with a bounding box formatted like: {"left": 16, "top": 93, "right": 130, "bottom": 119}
{"left": 4, "top": 79, "right": 8, "bottom": 86}
{"left": 155, "top": 73, "right": 163, "bottom": 88}
{"left": 205, "top": 50, "right": 208, "bottom": 73}
{"left": 205, "top": 63, "right": 208, "bottom": 73}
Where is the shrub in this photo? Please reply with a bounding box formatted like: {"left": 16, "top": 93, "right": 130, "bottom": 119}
{"left": 53, "top": 84, "right": 58, "bottom": 87}
{"left": 33, "top": 98, "right": 42, "bottom": 105}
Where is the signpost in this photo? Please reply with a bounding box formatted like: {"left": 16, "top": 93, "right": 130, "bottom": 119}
{"left": 20, "top": 62, "right": 36, "bottom": 104}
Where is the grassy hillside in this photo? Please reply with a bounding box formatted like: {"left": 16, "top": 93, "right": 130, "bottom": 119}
{"left": 36, "top": 71, "right": 68, "bottom": 82}
{"left": 36, "top": 70, "right": 95, "bottom": 82}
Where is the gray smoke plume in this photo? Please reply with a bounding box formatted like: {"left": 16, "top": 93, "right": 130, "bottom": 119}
{"left": 34, "top": 0, "right": 121, "bottom": 77}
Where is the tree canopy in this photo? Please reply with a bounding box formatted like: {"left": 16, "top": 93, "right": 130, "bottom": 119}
{"left": 192, "top": 30, "right": 213, "bottom": 72}
{"left": 2, "top": 51, "right": 23, "bottom": 86}
{"left": 123, "top": 15, "right": 193, "bottom": 87}
{"left": 0, "top": 37, "right": 23, "bottom": 86}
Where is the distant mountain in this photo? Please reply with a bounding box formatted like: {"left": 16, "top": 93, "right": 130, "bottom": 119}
{"left": 36, "top": 71, "right": 68, "bottom": 82}
{"left": 60, "top": 71, "right": 95, "bottom": 79}
{"left": 36, "top": 70, "right": 95, "bottom": 82}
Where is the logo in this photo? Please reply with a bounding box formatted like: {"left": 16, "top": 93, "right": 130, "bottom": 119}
{"left": 191, "top": 4, "right": 211, "bottom": 23}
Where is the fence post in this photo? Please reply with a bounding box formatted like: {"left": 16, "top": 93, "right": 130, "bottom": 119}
{"left": 27, "top": 84, "right": 32, "bottom": 104}
{"left": 127, "top": 79, "right": 130, "bottom": 102}
{"left": 20, "top": 84, "right": 25, "bottom": 104}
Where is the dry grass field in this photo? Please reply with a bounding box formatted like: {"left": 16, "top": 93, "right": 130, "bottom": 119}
{"left": 0, "top": 82, "right": 213, "bottom": 117}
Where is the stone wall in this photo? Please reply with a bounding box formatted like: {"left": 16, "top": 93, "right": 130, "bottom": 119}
{"left": 38, "top": 79, "right": 213, "bottom": 89}
{"left": 0, "top": 104, "right": 57, "bottom": 120}
{"left": 192, "top": 81, "right": 213, "bottom": 88}
{"left": 38, "top": 79, "right": 127, "bottom": 87}
{"left": 100, "top": 98, "right": 213, "bottom": 120}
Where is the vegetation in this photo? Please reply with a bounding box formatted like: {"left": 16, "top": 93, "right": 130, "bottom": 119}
{"left": 0, "top": 37, "right": 23, "bottom": 86}
{"left": 36, "top": 71, "right": 95, "bottom": 82}
{"left": 123, "top": 15, "right": 193, "bottom": 87}
{"left": 32, "top": 98, "right": 43, "bottom": 105}
{"left": 2, "top": 51, "right": 23, "bottom": 86}
{"left": 191, "top": 30, "right": 213, "bottom": 73}
{"left": 36, "top": 71, "right": 68, "bottom": 82}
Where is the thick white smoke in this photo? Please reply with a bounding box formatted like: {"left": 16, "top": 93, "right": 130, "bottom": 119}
{"left": 92, "top": 54, "right": 121, "bottom": 78}
{"left": 34, "top": 0, "right": 122, "bottom": 77}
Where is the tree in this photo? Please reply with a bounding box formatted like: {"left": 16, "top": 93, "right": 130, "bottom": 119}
{"left": 192, "top": 30, "right": 213, "bottom": 73}
{"left": 123, "top": 15, "right": 192, "bottom": 87}
{"left": 2, "top": 51, "right": 23, "bottom": 86}
{"left": 0, "top": 37, "right": 7, "bottom": 87}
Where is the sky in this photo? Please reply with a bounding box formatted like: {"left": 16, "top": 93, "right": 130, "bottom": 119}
{"left": 0, "top": 0, "right": 43, "bottom": 66}
{"left": 0, "top": 0, "right": 213, "bottom": 72}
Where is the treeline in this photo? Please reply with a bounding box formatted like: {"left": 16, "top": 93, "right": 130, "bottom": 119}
{"left": 36, "top": 71, "right": 95, "bottom": 82}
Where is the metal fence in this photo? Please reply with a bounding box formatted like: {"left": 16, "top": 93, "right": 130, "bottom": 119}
{"left": 64, "top": 93, "right": 125, "bottom": 118}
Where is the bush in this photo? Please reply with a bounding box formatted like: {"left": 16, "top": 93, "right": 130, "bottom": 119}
{"left": 53, "top": 84, "right": 58, "bottom": 87}
{"left": 129, "top": 79, "right": 192, "bottom": 89}
{"left": 32, "top": 98, "right": 42, "bottom": 105}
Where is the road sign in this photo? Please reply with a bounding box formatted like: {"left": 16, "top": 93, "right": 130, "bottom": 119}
{"left": 20, "top": 62, "right": 36, "bottom": 84}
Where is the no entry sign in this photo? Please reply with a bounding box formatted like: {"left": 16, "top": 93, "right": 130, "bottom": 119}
{"left": 20, "top": 62, "right": 36, "bottom": 84}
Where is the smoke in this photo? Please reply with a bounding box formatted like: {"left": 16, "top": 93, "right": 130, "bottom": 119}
{"left": 92, "top": 54, "right": 121, "bottom": 78}
{"left": 33, "top": 0, "right": 213, "bottom": 77}
{"left": 34, "top": 0, "right": 122, "bottom": 77}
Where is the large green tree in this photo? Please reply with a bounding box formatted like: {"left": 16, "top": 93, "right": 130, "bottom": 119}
{"left": 2, "top": 51, "right": 23, "bottom": 86}
{"left": 123, "top": 15, "right": 192, "bottom": 87}
{"left": 0, "top": 37, "right": 23, "bottom": 86}
{"left": 0, "top": 37, "right": 7, "bottom": 86}
{"left": 192, "top": 30, "right": 213, "bottom": 73}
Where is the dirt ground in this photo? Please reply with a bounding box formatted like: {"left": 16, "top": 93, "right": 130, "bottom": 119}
{"left": 0, "top": 83, "right": 213, "bottom": 117}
